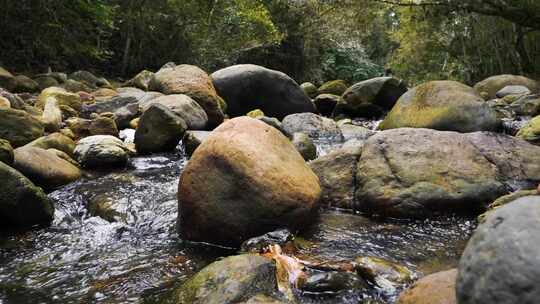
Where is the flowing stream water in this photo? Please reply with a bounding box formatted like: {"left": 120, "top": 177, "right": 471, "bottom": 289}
{"left": 0, "top": 135, "right": 475, "bottom": 304}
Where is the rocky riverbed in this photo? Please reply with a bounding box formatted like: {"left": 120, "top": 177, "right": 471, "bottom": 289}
{"left": 0, "top": 143, "right": 475, "bottom": 303}
{"left": 1, "top": 64, "right": 540, "bottom": 304}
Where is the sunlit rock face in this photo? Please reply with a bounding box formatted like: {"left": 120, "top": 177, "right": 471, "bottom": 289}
{"left": 178, "top": 117, "right": 321, "bottom": 247}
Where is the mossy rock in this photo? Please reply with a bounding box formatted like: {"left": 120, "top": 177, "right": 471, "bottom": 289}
{"left": 0, "top": 108, "right": 44, "bottom": 147}
{"left": 517, "top": 115, "right": 540, "bottom": 144}
{"left": 301, "top": 82, "right": 318, "bottom": 98}
{"left": 318, "top": 80, "right": 348, "bottom": 96}
{"left": 246, "top": 109, "right": 265, "bottom": 118}
{"left": 24, "top": 133, "right": 76, "bottom": 157}
{"left": 474, "top": 74, "right": 540, "bottom": 100}
{"left": 37, "top": 87, "right": 82, "bottom": 112}
{"left": 0, "top": 161, "right": 54, "bottom": 228}
{"left": 0, "top": 139, "right": 14, "bottom": 165}
{"left": 379, "top": 80, "right": 500, "bottom": 133}
{"left": 169, "top": 254, "right": 278, "bottom": 304}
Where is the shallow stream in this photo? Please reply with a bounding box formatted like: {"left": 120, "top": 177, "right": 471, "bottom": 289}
{"left": 0, "top": 136, "right": 475, "bottom": 304}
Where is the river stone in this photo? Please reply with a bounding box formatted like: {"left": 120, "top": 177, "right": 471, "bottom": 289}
{"left": 301, "top": 82, "right": 318, "bottom": 98}
{"left": 88, "top": 116, "right": 119, "bottom": 137}
{"left": 0, "top": 96, "right": 10, "bottom": 108}
{"left": 141, "top": 94, "right": 208, "bottom": 130}
{"left": 339, "top": 123, "right": 375, "bottom": 141}
{"left": 11, "top": 75, "right": 39, "bottom": 93}
{"left": 256, "top": 116, "right": 290, "bottom": 137}
{"left": 318, "top": 80, "right": 348, "bottom": 96}
{"left": 211, "top": 64, "right": 316, "bottom": 120}
{"left": 240, "top": 229, "right": 294, "bottom": 253}
{"left": 246, "top": 109, "right": 265, "bottom": 118}
{"left": 516, "top": 115, "right": 540, "bottom": 144}
{"left": 81, "top": 96, "right": 138, "bottom": 119}
{"left": 66, "top": 117, "right": 92, "bottom": 138}
{"left": 93, "top": 88, "right": 118, "bottom": 101}
{"left": 291, "top": 132, "right": 317, "bottom": 161}
{"left": 61, "top": 79, "right": 93, "bottom": 93}
{"left": 474, "top": 74, "right": 540, "bottom": 100}
{"left": 13, "top": 147, "right": 81, "bottom": 190}
{"left": 149, "top": 64, "right": 224, "bottom": 128}
{"left": 114, "top": 103, "right": 140, "bottom": 129}
{"left": 47, "top": 149, "right": 79, "bottom": 167}
{"left": 178, "top": 117, "right": 321, "bottom": 246}
{"left": 182, "top": 131, "right": 211, "bottom": 156}
{"left": 336, "top": 77, "right": 408, "bottom": 118}
{"left": 379, "top": 81, "right": 499, "bottom": 132}
{"left": 496, "top": 85, "right": 531, "bottom": 98}
{"left": 124, "top": 70, "right": 154, "bottom": 91}
{"left": 300, "top": 271, "right": 367, "bottom": 293}
{"left": 355, "top": 256, "right": 413, "bottom": 286}
{"left": 170, "top": 254, "right": 277, "bottom": 304}
{"left": 42, "top": 97, "right": 62, "bottom": 132}
{"left": 356, "top": 128, "right": 540, "bottom": 217}
{"left": 309, "top": 145, "right": 362, "bottom": 209}
{"left": 457, "top": 196, "right": 540, "bottom": 304}
{"left": 282, "top": 113, "right": 343, "bottom": 140}
{"left": 0, "top": 139, "right": 14, "bottom": 165}
{"left": 508, "top": 94, "right": 540, "bottom": 116}
{"left": 37, "top": 87, "right": 82, "bottom": 112}
{"left": 69, "top": 70, "right": 110, "bottom": 88}
{"left": 314, "top": 94, "right": 340, "bottom": 116}
{"left": 74, "top": 135, "right": 131, "bottom": 168}
{"left": 135, "top": 103, "right": 187, "bottom": 154}
{"left": 0, "top": 88, "right": 25, "bottom": 110}
{"left": 24, "top": 133, "right": 76, "bottom": 156}
{"left": 0, "top": 66, "right": 14, "bottom": 90}
{"left": 397, "top": 269, "right": 457, "bottom": 304}
{"left": 0, "top": 161, "right": 54, "bottom": 228}
{"left": 0, "top": 108, "right": 44, "bottom": 147}
{"left": 34, "top": 75, "right": 59, "bottom": 91}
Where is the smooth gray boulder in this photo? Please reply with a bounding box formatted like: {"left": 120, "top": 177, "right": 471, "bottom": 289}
{"left": 282, "top": 113, "right": 343, "bottom": 140}
{"left": 211, "top": 64, "right": 316, "bottom": 119}
{"left": 457, "top": 196, "right": 540, "bottom": 304}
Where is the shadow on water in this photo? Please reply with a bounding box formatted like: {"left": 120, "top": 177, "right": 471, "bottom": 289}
{"left": 0, "top": 140, "right": 475, "bottom": 304}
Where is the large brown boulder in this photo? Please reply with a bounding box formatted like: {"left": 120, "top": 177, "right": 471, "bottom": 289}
{"left": 13, "top": 147, "right": 81, "bottom": 190}
{"left": 149, "top": 64, "right": 224, "bottom": 128}
{"left": 397, "top": 269, "right": 457, "bottom": 304}
{"left": 178, "top": 117, "right": 321, "bottom": 246}
{"left": 474, "top": 74, "right": 540, "bottom": 100}
{"left": 379, "top": 81, "right": 500, "bottom": 133}
{"left": 356, "top": 128, "right": 540, "bottom": 217}
{"left": 211, "top": 64, "right": 316, "bottom": 120}
{"left": 0, "top": 108, "right": 44, "bottom": 147}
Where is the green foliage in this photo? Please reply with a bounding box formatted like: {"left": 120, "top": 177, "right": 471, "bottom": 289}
{"left": 321, "top": 47, "right": 385, "bottom": 84}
